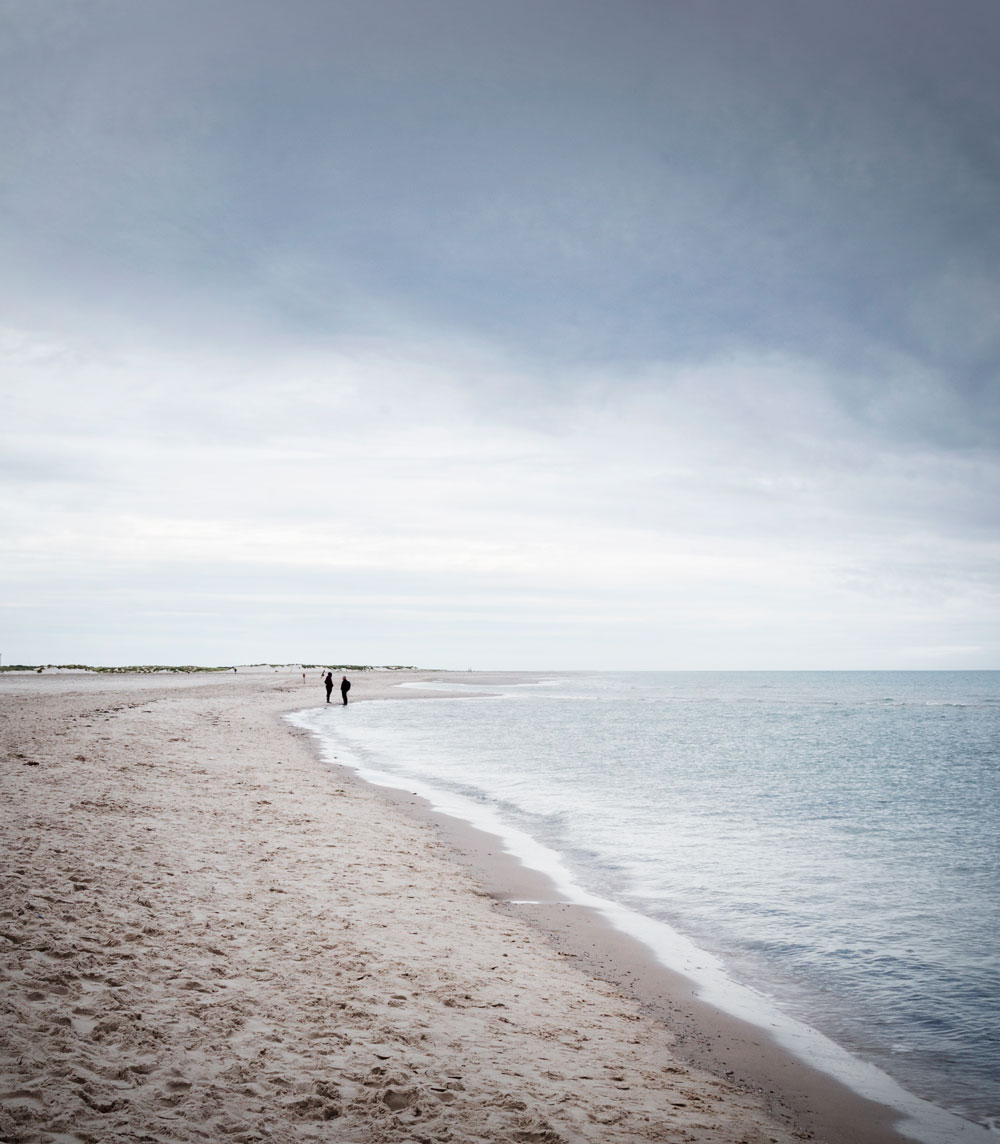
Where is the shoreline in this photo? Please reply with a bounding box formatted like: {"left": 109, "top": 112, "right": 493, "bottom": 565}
{"left": 290, "top": 674, "right": 989, "bottom": 1144}
{"left": 0, "top": 669, "right": 988, "bottom": 1144}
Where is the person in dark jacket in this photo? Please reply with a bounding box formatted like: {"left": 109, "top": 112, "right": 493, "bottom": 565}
{"left": 323, "top": 671, "right": 333, "bottom": 703}
{"left": 340, "top": 675, "right": 351, "bottom": 705}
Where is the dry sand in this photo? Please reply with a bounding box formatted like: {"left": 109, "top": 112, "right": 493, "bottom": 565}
{"left": 1, "top": 668, "right": 908, "bottom": 1143}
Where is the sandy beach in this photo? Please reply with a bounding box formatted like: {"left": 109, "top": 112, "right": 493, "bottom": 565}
{"left": 1, "top": 669, "right": 912, "bottom": 1143}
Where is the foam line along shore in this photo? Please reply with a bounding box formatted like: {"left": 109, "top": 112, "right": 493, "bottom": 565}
{"left": 0, "top": 667, "right": 976, "bottom": 1143}
{"left": 290, "top": 668, "right": 998, "bottom": 1144}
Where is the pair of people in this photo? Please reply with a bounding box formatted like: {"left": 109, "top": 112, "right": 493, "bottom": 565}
{"left": 323, "top": 671, "right": 351, "bottom": 705}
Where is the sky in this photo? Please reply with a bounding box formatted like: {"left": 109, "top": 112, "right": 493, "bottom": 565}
{"left": 1, "top": 0, "right": 998, "bottom": 670}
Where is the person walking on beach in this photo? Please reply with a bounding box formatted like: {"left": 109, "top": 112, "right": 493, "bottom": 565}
{"left": 323, "top": 671, "right": 334, "bottom": 703}
{"left": 340, "top": 674, "right": 351, "bottom": 705}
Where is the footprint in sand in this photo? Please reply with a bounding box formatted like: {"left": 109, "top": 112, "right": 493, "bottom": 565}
{"left": 284, "top": 1093, "right": 342, "bottom": 1121}
{"left": 382, "top": 1086, "right": 420, "bottom": 1113}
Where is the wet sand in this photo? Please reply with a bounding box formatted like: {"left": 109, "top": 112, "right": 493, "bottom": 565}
{"left": 0, "top": 668, "right": 933, "bottom": 1143}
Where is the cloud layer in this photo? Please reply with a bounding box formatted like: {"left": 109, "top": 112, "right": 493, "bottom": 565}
{"left": 1, "top": 0, "right": 997, "bottom": 667}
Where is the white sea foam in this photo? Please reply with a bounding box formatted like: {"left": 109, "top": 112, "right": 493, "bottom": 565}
{"left": 289, "top": 670, "right": 1000, "bottom": 1139}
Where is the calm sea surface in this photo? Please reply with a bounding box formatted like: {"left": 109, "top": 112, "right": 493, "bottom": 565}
{"left": 291, "top": 672, "right": 1000, "bottom": 1135}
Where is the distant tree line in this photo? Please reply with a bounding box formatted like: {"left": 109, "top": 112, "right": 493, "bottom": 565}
{"left": 1, "top": 663, "right": 422, "bottom": 673}
{"left": 0, "top": 664, "right": 234, "bottom": 674}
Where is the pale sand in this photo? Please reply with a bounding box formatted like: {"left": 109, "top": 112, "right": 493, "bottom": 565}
{"left": 1, "top": 669, "right": 905, "bottom": 1143}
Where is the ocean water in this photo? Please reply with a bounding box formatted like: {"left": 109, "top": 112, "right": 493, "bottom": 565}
{"left": 290, "top": 672, "right": 1000, "bottom": 1137}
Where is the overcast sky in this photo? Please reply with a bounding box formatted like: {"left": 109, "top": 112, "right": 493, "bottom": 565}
{"left": 2, "top": 0, "right": 998, "bottom": 669}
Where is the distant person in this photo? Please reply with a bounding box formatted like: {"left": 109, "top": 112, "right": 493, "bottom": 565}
{"left": 323, "top": 671, "right": 333, "bottom": 703}
{"left": 340, "top": 674, "right": 351, "bottom": 705}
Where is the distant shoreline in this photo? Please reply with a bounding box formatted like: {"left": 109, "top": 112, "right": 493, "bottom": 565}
{"left": 0, "top": 667, "right": 877, "bottom": 1144}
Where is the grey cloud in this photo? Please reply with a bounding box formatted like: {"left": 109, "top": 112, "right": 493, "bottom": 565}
{"left": 0, "top": 444, "right": 109, "bottom": 486}
{"left": 4, "top": 0, "right": 999, "bottom": 397}
{"left": 2, "top": 0, "right": 997, "bottom": 667}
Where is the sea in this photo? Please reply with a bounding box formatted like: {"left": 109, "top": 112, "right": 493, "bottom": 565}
{"left": 289, "top": 671, "right": 999, "bottom": 1140}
